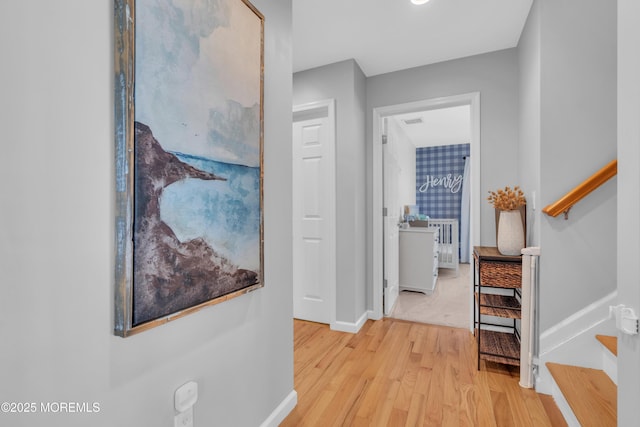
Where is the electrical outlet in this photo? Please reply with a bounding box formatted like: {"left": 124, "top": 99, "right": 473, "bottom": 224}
{"left": 174, "top": 407, "right": 193, "bottom": 427}
{"left": 175, "top": 381, "right": 198, "bottom": 412}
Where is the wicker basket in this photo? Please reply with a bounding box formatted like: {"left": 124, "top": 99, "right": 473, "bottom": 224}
{"left": 478, "top": 260, "right": 521, "bottom": 288}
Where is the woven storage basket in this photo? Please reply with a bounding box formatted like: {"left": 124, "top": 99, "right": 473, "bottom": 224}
{"left": 478, "top": 260, "right": 521, "bottom": 288}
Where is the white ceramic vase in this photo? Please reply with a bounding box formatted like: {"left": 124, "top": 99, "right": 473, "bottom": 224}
{"left": 497, "top": 210, "right": 524, "bottom": 256}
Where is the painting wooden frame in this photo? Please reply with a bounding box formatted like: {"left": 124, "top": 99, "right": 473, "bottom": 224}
{"left": 114, "top": 0, "right": 264, "bottom": 337}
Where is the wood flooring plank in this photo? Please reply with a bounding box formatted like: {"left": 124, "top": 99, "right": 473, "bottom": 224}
{"left": 323, "top": 375, "right": 370, "bottom": 426}
{"left": 365, "top": 317, "right": 395, "bottom": 351}
{"left": 369, "top": 379, "right": 400, "bottom": 427}
{"left": 345, "top": 319, "right": 374, "bottom": 349}
{"left": 392, "top": 349, "right": 420, "bottom": 412}
{"left": 421, "top": 329, "right": 448, "bottom": 426}
{"left": 440, "top": 403, "right": 459, "bottom": 427}
{"left": 457, "top": 384, "right": 478, "bottom": 427}
{"left": 404, "top": 392, "right": 426, "bottom": 427}
{"left": 441, "top": 359, "right": 462, "bottom": 426}
{"left": 298, "top": 388, "right": 336, "bottom": 427}
{"left": 283, "top": 318, "right": 566, "bottom": 427}
{"left": 501, "top": 374, "right": 536, "bottom": 427}
{"left": 356, "top": 324, "right": 412, "bottom": 423}
{"left": 353, "top": 375, "right": 389, "bottom": 422}
{"left": 389, "top": 339, "right": 414, "bottom": 382}
{"left": 358, "top": 326, "right": 408, "bottom": 420}
{"left": 538, "top": 393, "right": 569, "bottom": 427}
{"left": 519, "top": 386, "right": 554, "bottom": 427}
{"left": 419, "top": 324, "right": 444, "bottom": 369}
{"left": 472, "top": 370, "right": 499, "bottom": 427}
{"left": 491, "top": 389, "right": 516, "bottom": 427}
{"left": 387, "top": 407, "right": 408, "bottom": 427}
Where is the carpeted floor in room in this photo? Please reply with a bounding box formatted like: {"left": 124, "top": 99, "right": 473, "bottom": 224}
{"left": 390, "top": 263, "right": 471, "bottom": 329}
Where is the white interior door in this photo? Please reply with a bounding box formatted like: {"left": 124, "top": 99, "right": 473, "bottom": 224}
{"left": 292, "top": 101, "right": 336, "bottom": 324}
{"left": 383, "top": 119, "right": 401, "bottom": 315}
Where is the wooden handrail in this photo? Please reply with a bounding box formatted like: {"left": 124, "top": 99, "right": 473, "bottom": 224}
{"left": 542, "top": 159, "right": 617, "bottom": 219}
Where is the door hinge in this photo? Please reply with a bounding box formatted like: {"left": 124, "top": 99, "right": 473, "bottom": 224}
{"left": 382, "top": 134, "right": 388, "bottom": 145}
{"left": 383, "top": 279, "right": 388, "bottom": 288}
{"left": 383, "top": 207, "right": 388, "bottom": 216}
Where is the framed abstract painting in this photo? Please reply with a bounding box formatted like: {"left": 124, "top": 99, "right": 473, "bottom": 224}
{"left": 114, "top": 0, "right": 264, "bottom": 336}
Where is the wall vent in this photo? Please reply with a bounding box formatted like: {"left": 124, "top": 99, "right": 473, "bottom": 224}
{"left": 403, "top": 117, "right": 423, "bottom": 125}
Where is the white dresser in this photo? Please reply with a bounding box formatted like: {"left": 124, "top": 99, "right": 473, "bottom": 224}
{"left": 399, "top": 227, "right": 439, "bottom": 294}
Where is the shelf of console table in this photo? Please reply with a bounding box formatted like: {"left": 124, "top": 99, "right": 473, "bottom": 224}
{"left": 477, "top": 329, "right": 521, "bottom": 366}
{"left": 476, "top": 293, "right": 521, "bottom": 319}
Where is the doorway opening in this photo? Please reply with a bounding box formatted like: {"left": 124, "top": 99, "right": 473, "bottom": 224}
{"left": 372, "top": 92, "right": 480, "bottom": 331}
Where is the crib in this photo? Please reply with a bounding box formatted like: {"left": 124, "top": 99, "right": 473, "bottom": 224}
{"left": 428, "top": 219, "right": 459, "bottom": 275}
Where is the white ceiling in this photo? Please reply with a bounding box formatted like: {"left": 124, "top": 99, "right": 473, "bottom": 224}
{"left": 293, "top": 0, "right": 533, "bottom": 77}
{"left": 392, "top": 105, "right": 471, "bottom": 148}
{"left": 293, "top": 0, "right": 532, "bottom": 147}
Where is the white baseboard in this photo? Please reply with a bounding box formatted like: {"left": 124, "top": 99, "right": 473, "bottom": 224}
{"left": 540, "top": 291, "right": 617, "bottom": 355}
{"left": 259, "top": 390, "right": 298, "bottom": 427}
{"left": 602, "top": 346, "right": 618, "bottom": 385}
{"left": 535, "top": 291, "right": 617, "bottom": 395}
{"left": 331, "top": 311, "right": 368, "bottom": 334}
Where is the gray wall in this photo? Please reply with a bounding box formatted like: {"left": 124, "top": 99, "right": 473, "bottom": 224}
{"left": 534, "top": 0, "right": 617, "bottom": 331}
{"left": 293, "top": 59, "right": 368, "bottom": 324}
{"left": 518, "top": 1, "right": 542, "bottom": 247}
{"left": 0, "top": 1, "right": 294, "bottom": 426}
{"left": 617, "top": 0, "right": 640, "bottom": 423}
{"left": 353, "top": 61, "right": 368, "bottom": 321}
{"left": 365, "top": 49, "right": 520, "bottom": 309}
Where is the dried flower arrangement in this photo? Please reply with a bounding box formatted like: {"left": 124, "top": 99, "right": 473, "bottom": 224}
{"left": 487, "top": 186, "right": 526, "bottom": 211}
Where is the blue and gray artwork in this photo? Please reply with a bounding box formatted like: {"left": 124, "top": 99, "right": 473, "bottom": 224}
{"left": 162, "top": 152, "right": 260, "bottom": 272}
{"left": 132, "top": 0, "right": 262, "bottom": 325}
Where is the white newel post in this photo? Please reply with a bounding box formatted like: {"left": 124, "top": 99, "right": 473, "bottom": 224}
{"left": 520, "top": 246, "right": 541, "bottom": 388}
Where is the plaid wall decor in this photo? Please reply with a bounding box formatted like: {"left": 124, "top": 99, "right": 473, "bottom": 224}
{"left": 415, "top": 143, "right": 470, "bottom": 223}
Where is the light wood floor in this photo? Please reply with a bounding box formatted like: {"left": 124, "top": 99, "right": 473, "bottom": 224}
{"left": 282, "top": 318, "right": 566, "bottom": 427}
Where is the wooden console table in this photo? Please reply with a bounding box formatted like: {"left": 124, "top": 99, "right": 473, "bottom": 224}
{"left": 473, "top": 246, "right": 522, "bottom": 370}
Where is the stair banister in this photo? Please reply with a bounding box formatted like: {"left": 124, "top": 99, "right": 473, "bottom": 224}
{"left": 542, "top": 159, "right": 617, "bottom": 219}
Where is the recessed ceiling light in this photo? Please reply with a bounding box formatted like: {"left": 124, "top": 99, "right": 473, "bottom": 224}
{"left": 411, "top": 0, "right": 431, "bottom": 5}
